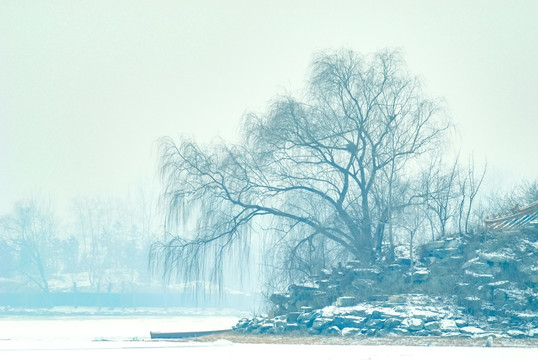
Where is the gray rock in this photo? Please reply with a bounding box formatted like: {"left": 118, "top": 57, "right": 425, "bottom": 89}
{"left": 336, "top": 296, "right": 356, "bottom": 307}
{"left": 274, "top": 320, "right": 287, "bottom": 329}
{"left": 461, "top": 257, "right": 480, "bottom": 270}
{"left": 507, "top": 329, "right": 526, "bottom": 338}
{"left": 270, "top": 293, "right": 290, "bottom": 306}
{"left": 323, "top": 326, "right": 342, "bottom": 336}
{"left": 332, "top": 316, "right": 366, "bottom": 329}
{"left": 341, "top": 327, "right": 362, "bottom": 337}
{"left": 423, "top": 241, "right": 445, "bottom": 252}
{"left": 463, "top": 260, "right": 491, "bottom": 273}
{"left": 352, "top": 278, "right": 375, "bottom": 289}
{"left": 412, "top": 268, "right": 430, "bottom": 282}
{"left": 257, "top": 323, "right": 275, "bottom": 334}
{"left": 285, "top": 323, "right": 300, "bottom": 332}
{"left": 444, "top": 239, "right": 461, "bottom": 248}
{"left": 366, "top": 318, "right": 385, "bottom": 329}
{"left": 463, "top": 271, "right": 495, "bottom": 283}
{"left": 312, "top": 317, "right": 332, "bottom": 331}
{"left": 384, "top": 318, "right": 402, "bottom": 329}
{"left": 489, "top": 280, "right": 510, "bottom": 286}
{"left": 370, "top": 310, "right": 384, "bottom": 319}
{"left": 403, "top": 318, "right": 424, "bottom": 331}
{"left": 493, "top": 288, "right": 508, "bottom": 303}
{"left": 297, "top": 312, "right": 316, "bottom": 327}
{"left": 439, "top": 319, "right": 459, "bottom": 332}
{"left": 286, "top": 312, "right": 301, "bottom": 324}
{"left": 388, "top": 295, "right": 407, "bottom": 304}
{"left": 480, "top": 253, "right": 513, "bottom": 264}
{"left": 460, "top": 326, "right": 485, "bottom": 335}
{"left": 424, "top": 321, "right": 440, "bottom": 331}
{"left": 392, "top": 327, "right": 409, "bottom": 335}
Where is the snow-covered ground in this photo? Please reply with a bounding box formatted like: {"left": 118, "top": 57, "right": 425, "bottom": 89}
{"left": 0, "top": 309, "right": 536, "bottom": 360}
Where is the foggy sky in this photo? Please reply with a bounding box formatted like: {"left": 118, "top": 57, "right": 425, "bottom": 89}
{"left": 1, "top": 0, "right": 537, "bottom": 216}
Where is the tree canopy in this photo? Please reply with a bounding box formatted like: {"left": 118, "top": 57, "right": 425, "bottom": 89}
{"left": 152, "top": 49, "right": 451, "bottom": 284}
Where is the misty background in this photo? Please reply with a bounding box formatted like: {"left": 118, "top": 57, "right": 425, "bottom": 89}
{"left": 0, "top": 1, "right": 537, "bottom": 309}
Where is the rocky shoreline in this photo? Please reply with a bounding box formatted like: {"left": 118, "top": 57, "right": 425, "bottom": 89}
{"left": 232, "top": 230, "right": 538, "bottom": 341}
{"left": 233, "top": 294, "right": 537, "bottom": 339}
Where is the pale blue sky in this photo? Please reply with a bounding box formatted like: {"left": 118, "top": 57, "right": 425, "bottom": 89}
{"left": 1, "top": 0, "right": 537, "bottom": 215}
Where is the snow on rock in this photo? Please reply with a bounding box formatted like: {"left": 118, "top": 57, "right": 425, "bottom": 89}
{"left": 460, "top": 326, "right": 485, "bottom": 335}
{"left": 236, "top": 229, "right": 538, "bottom": 339}
{"left": 439, "top": 319, "right": 459, "bottom": 332}
{"left": 402, "top": 318, "right": 424, "bottom": 331}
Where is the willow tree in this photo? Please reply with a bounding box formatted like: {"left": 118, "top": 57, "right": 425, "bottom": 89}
{"left": 151, "top": 49, "right": 449, "bottom": 284}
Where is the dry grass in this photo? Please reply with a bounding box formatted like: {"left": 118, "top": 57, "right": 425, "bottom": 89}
{"left": 158, "top": 332, "right": 538, "bottom": 348}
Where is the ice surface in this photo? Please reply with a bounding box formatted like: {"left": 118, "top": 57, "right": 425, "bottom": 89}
{"left": 1, "top": 341, "right": 536, "bottom": 360}
{"left": 0, "top": 310, "right": 536, "bottom": 360}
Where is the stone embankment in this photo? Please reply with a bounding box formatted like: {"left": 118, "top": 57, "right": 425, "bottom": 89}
{"left": 234, "top": 294, "right": 538, "bottom": 338}
{"left": 233, "top": 229, "right": 538, "bottom": 338}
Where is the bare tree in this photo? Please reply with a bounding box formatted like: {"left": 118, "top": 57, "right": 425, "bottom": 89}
{"left": 459, "top": 156, "right": 487, "bottom": 234}
{"left": 0, "top": 199, "right": 59, "bottom": 293}
{"left": 399, "top": 203, "right": 426, "bottom": 284}
{"left": 72, "top": 195, "right": 158, "bottom": 289}
{"left": 152, "top": 49, "right": 450, "bottom": 284}
{"left": 486, "top": 179, "right": 538, "bottom": 217}
{"left": 423, "top": 156, "right": 460, "bottom": 239}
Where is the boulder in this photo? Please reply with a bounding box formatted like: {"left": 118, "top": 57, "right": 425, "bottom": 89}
{"left": 312, "top": 317, "right": 332, "bottom": 331}
{"left": 424, "top": 321, "right": 440, "bottom": 331}
{"left": 257, "top": 323, "right": 275, "bottom": 334}
{"left": 286, "top": 312, "right": 301, "bottom": 324}
{"left": 297, "top": 312, "right": 317, "bottom": 327}
{"left": 444, "top": 239, "right": 461, "bottom": 248}
{"left": 479, "top": 252, "right": 514, "bottom": 264}
{"left": 493, "top": 288, "right": 508, "bottom": 303}
{"left": 352, "top": 268, "right": 381, "bottom": 279}
{"left": 506, "top": 329, "right": 526, "bottom": 338}
{"left": 423, "top": 241, "right": 445, "bottom": 252}
{"left": 464, "top": 271, "right": 495, "bottom": 283}
{"left": 454, "top": 319, "right": 468, "bottom": 328}
{"left": 342, "top": 327, "right": 362, "bottom": 337}
{"left": 412, "top": 268, "right": 430, "bottom": 282}
{"left": 336, "top": 296, "right": 356, "bottom": 307}
{"left": 462, "top": 260, "right": 491, "bottom": 273}
{"left": 439, "top": 319, "right": 459, "bottom": 332}
{"left": 460, "top": 326, "right": 485, "bottom": 335}
{"left": 323, "top": 326, "right": 342, "bottom": 336}
{"left": 285, "top": 323, "right": 300, "bottom": 332}
{"left": 459, "top": 296, "right": 482, "bottom": 314}
{"left": 366, "top": 318, "right": 385, "bottom": 329}
{"left": 403, "top": 318, "right": 424, "bottom": 331}
{"left": 332, "top": 316, "right": 366, "bottom": 329}
{"left": 388, "top": 295, "right": 407, "bottom": 304}
{"left": 270, "top": 293, "right": 290, "bottom": 306}
{"left": 384, "top": 318, "right": 402, "bottom": 329}
{"left": 392, "top": 327, "right": 410, "bottom": 335}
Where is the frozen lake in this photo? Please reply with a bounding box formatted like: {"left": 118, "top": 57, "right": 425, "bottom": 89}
{"left": 0, "top": 310, "right": 536, "bottom": 360}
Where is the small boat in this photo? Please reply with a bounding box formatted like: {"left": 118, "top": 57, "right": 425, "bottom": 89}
{"left": 150, "top": 329, "right": 231, "bottom": 339}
